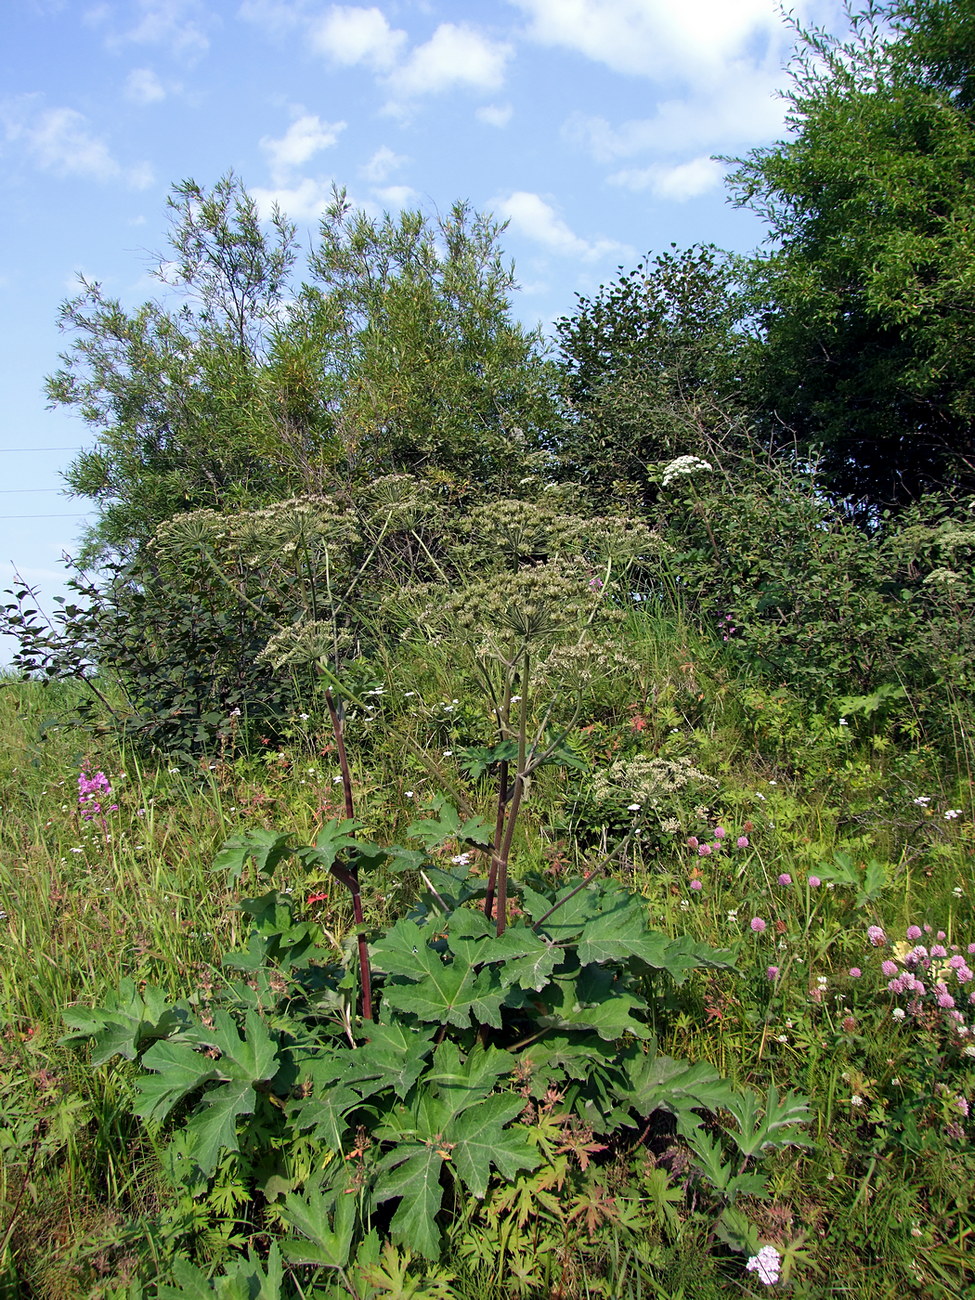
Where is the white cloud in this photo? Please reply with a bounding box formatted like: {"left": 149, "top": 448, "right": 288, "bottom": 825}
{"left": 386, "top": 23, "right": 512, "bottom": 97}
{"left": 124, "top": 67, "right": 167, "bottom": 103}
{"left": 236, "top": 0, "right": 306, "bottom": 33}
{"left": 251, "top": 178, "right": 337, "bottom": 223}
{"left": 510, "top": 0, "right": 785, "bottom": 80}
{"left": 261, "top": 113, "right": 345, "bottom": 182}
{"left": 3, "top": 100, "right": 153, "bottom": 188}
{"left": 476, "top": 103, "right": 513, "bottom": 128}
{"left": 360, "top": 145, "right": 407, "bottom": 183}
{"left": 494, "top": 191, "right": 630, "bottom": 261}
{"left": 310, "top": 5, "right": 406, "bottom": 71}
{"left": 373, "top": 184, "right": 416, "bottom": 207}
{"left": 609, "top": 155, "right": 726, "bottom": 200}
{"left": 89, "top": 0, "right": 212, "bottom": 61}
{"left": 564, "top": 59, "right": 787, "bottom": 163}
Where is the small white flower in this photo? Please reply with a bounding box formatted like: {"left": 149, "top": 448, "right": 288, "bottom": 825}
{"left": 850, "top": 1094, "right": 864, "bottom": 1107}
{"left": 443, "top": 750, "right": 452, "bottom": 757}
{"left": 405, "top": 790, "right": 414, "bottom": 798}
{"left": 745, "top": 1246, "right": 781, "bottom": 1286}
{"left": 333, "top": 776, "right": 343, "bottom": 784}
{"left": 628, "top": 803, "right": 641, "bottom": 811}
{"left": 945, "top": 809, "right": 963, "bottom": 820}
{"left": 914, "top": 795, "right": 931, "bottom": 805}
{"left": 964, "top": 1042, "right": 975, "bottom": 1057}
{"left": 953, "top": 886, "right": 964, "bottom": 897}
{"left": 510, "top": 694, "right": 522, "bottom": 703}
{"left": 451, "top": 853, "right": 471, "bottom": 866}
{"left": 661, "top": 454, "right": 713, "bottom": 488}
{"left": 838, "top": 717, "right": 848, "bottom": 726}
{"left": 892, "top": 1007, "right": 906, "bottom": 1021}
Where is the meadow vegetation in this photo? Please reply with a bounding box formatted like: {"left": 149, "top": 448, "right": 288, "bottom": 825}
{"left": 3, "top": 2, "right": 975, "bottom": 1294}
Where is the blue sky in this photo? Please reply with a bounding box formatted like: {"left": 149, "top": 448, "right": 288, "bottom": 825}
{"left": 1, "top": 0, "right": 846, "bottom": 660}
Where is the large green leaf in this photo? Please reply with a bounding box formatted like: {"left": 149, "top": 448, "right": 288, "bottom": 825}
{"left": 279, "top": 1183, "right": 355, "bottom": 1269}
{"left": 533, "top": 967, "right": 651, "bottom": 1041}
{"left": 214, "top": 828, "right": 294, "bottom": 883}
{"left": 373, "top": 1143, "right": 444, "bottom": 1261}
{"left": 136, "top": 1010, "right": 282, "bottom": 1172}
{"left": 622, "top": 1047, "right": 743, "bottom": 1121}
{"left": 381, "top": 960, "right": 505, "bottom": 1029}
{"left": 60, "top": 978, "right": 188, "bottom": 1066}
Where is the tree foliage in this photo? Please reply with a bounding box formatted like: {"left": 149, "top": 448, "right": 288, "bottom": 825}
{"left": 729, "top": 0, "right": 975, "bottom": 508}
{"left": 553, "top": 245, "right": 748, "bottom": 507}
{"left": 49, "top": 176, "right": 560, "bottom": 564}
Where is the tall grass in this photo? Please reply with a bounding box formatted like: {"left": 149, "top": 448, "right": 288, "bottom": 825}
{"left": 1, "top": 621, "right": 973, "bottom": 1298}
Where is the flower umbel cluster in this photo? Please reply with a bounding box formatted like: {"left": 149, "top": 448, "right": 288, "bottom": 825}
{"left": 661, "top": 455, "right": 713, "bottom": 488}
{"left": 745, "top": 1246, "right": 781, "bottom": 1285}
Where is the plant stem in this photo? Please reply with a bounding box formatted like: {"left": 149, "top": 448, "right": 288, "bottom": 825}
{"left": 325, "top": 687, "right": 373, "bottom": 1021}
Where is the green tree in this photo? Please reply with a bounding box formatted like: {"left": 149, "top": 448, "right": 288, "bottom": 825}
{"left": 553, "top": 245, "right": 748, "bottom": 507}
{"left": 730, "top": 0, "right": 975, "bottom": 509}
{"left": 50, "top": 174, "right": 310, "bottom": 562}
{"left": 302, "top": 191, "right": 560, "bottom": 492}
{"left": 50, "top": 177, "right": 560, "bottom": 564}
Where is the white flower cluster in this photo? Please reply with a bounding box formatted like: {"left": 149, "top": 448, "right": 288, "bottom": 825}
{"left": 661, "top": 455, "right": 713, "bottom": 488}
{"left": 745, "top": 1246, "right": 781, "bottom": 1286}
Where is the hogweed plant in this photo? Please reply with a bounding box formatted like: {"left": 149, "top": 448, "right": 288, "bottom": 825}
{"left": 60, "top": 516, "right": 815, "bottom": 1295}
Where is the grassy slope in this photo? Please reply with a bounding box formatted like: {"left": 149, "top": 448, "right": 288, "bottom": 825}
{"left": 0, "top": 612, "right": 973, "bottom": 1298}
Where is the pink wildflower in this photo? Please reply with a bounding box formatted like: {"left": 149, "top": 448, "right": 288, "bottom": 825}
{"left": 867, "top": 925, "right": 886, "bottom": 946}
{"left": 808, "top": 876, "right": 821, "bottom": 888}
{"left": 714, "top": 827, "right": 727, "bottom": 840}
{"left": 907, "top": 925, "right": 923, "bottom": 941}
{"left": 690, "top": 880, "right": 703, "bottom": 892}
{"left": 698, "top": 843, "right": 712, "bottom": 856}
{"left": 882, "top": 960, "right": 898, "bottom": 977}
{"left": 849, "top": 968, "right": 862, "bottom": 978}
{"left": 737, "top": 836, "right": 749, "bottom": 848}
{"left": 766, "top": 966, "right": 779, "bottom": 980}
{"left": 778, "top": 873, "right": 792, "bottom": 886}
{"left": 750, "top": 917, "right": 767, "bottom": 933}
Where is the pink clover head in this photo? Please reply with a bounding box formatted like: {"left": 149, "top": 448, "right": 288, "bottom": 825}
{"left": 808, "top": 876, "right": 821, "bottom": 888}
{"left": 777, "top": 873, "right": 792, "bottom": 886}
{"left": 750, "top": 917, "right": 767, "bottom": 933}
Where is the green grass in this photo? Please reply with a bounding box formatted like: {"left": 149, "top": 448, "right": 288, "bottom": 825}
{"left": 1, "top": 627, "right": 973, "bottom": 1298}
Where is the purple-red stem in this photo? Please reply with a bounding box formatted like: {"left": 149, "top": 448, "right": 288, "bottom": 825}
{"left": 325, "top": 688, "right": 373, "bottom": 1021}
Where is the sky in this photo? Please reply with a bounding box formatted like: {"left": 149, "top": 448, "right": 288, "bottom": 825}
{"left": 0, "top": 0, "right": 848, "bottom": 662}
